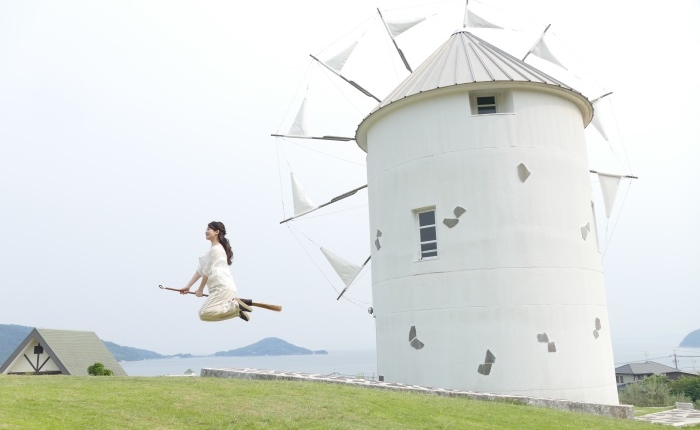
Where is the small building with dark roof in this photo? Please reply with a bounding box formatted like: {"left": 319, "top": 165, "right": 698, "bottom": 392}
{"left": 615, "top": 361, "right": 696, "bottom": 386}
{"left": 0, "top": 328, "right": 126, "bottom": 376}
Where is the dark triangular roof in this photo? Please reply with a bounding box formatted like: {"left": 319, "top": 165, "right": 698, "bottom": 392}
{"left": 615, "top": 361, "right": 697, "bottom": 376}
{"left": 0, "top": 328, "right": 126, "bottom": 376}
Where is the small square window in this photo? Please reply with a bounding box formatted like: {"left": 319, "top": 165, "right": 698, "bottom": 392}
{"left": 419, "top": 227, "right": 436, "bottom": 242}
{"left": 478, "top": 96, "right": 495, "bottom": 105}
{"left": 476, "top": 96, "right": 497, "bottom": 114}
{"left": 418, "top": 211, "right": 435, "bottom": 225}
{"left": 417, "top": 209, "right": 438, "bottom": 260}
{"left": 421, "top": 243, "right": 438, "bottom": 258}
{"left": 470, "top": 91, "right": 513, "bottom": 115}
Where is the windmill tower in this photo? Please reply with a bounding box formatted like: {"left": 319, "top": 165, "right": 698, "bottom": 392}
{"left": 355, "top": 30, "right": 619, "bottom": 404}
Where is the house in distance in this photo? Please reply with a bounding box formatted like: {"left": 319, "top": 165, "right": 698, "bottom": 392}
{"left": 0, "top": 327, "right": 126, "bottom": 376}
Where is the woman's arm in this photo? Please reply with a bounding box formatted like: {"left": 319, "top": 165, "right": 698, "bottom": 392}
{"left": 195, "top": 276, "right": 208, "bottom": 297}
{"left": 178, "top": 272, "right": 202, "bottom": 294}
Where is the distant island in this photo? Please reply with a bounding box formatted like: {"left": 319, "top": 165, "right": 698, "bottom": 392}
{"left": 214, "top": 337, "right": 328, "bottom": 357}
{"left": 1, "top": 324, "right": 326, "bottom": 363}
{"left": 680, "top": 329, "right": 700, "bottom": 347}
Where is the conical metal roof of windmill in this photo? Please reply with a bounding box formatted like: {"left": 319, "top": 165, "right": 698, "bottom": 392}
{"left": 356, "top": 29, "right": 593, "bottom": 150}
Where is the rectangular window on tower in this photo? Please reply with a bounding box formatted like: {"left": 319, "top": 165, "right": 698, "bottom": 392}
{"left": 476, "top": 96, "right": 497, "bottom": 114}
{"left": 417, "top": 209, "right": 438, "bottom": 260}
{"left": 469, "top": 90, "right": 514, "bottom": 115}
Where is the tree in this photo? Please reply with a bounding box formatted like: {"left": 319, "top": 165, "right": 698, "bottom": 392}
{"left": 619, "top": 375, "right": 673, "bottom": 407}
{"left": 670, "top": 376, "right": 700, "bottom": 402}
{"left": 87, "top": 362, "right": 114, "bottom": 376}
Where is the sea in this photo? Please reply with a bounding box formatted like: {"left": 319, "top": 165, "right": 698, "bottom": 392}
{"left": 121, "top": 349, "right": 378, "bottom": 378}
{"left": 610, "top": 337, "right": 700, "bottom": 372}
{"left": 120, "top": 341, "right": 700, "bottom": 378}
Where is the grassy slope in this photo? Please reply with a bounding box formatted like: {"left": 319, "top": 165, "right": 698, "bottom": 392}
{"left": 633, "top": 406, "right": 675, "bottom": 416}
{"left": 0, "top": 376, "right": 689, "bottom": 430}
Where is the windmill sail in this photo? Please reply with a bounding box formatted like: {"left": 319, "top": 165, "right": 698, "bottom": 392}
{"left": 597, "top": 173, "right": 622, "bottom": 218}
{"left": 590, "top": 102, "right": 609, "bottom": 141}
{"left": 310, "top": 54, "right": 381, "bottom": 102}
{"left": 272, "top": 96, "right": 353, "bottom": 140}
{"left": 288, "top": 98, "right": 309, "bottom": 137}
{"left": 324, "top": 41, "right": 359, "bottom": 73}
{"left": 280, "top": 184, "right": 367, "bottom": 224}
{"left": 530, "top": 36, "right": 566, "bottom": 69}
{"left": 321, "top": 247, "right": 361, "bottom": 287}
{"left": 378, "top": 9, "right": 424, "bottom": 73}
{"left": 385, "top": 17, "right": 426, "bottom": 38}
{"left": 465, "top": 10, "right": 502, "bottom": 29}
{"left": 321, "top": 248, "right": 371, "bottom": 301}
{"left": 291, "top": 173, "right": 316, "bottom": 216}
{"left": 523, "top": 25, "right": 566, "bottom": 69}
{"left": 590, "top": 94, "right": 613, "bottom": 141}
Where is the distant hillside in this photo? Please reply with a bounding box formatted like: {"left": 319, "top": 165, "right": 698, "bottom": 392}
{"left": 103, "top": 341, "right": 163, "bottom": 362}
{"left": 214, "top": 337, "right": 328, "bottom": 357}
{"left": 2, "top": 325, "right": 325, "bottom": 363}
{"left": 680, "top": 329, "right": 700, "bottom": 347}
{"left": 102, "top": 341, "right": 195, "bottom": 362}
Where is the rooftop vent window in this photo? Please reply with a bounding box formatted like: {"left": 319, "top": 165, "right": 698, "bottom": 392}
{"left": 469, "top": 91, "right": 513, "bottom": 115}
{"left": 476, "top": 96, "right": 497, "bottom": 114}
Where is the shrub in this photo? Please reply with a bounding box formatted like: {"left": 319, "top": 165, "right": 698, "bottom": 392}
{"left": 618, "top": 374, "right": 690, "bottom": 407}
{"left": 87, "top": 362, "right": 114, "bottom": 376}
{"left": 670, "top": 376, "right": 700, "bottom": 402}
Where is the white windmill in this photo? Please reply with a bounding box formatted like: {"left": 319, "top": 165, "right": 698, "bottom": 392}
{"left": 273, "top": 1, "right": 636, "bottom": 406}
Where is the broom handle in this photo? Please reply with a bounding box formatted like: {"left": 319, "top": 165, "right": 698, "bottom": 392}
{"left": 158, "top": 285, "right": 282, "bottom": 312}
{"left": 159, "top": 284, "right": 209, "bottom": 297}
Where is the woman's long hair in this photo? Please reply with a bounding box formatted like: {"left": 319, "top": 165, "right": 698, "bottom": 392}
{"left": 209, "top": 221, "right": 233, "bottom": 265}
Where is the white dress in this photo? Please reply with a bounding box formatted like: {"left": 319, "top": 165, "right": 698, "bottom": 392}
{"left": 196, "top": 244, "right": 240, "bottom": 321}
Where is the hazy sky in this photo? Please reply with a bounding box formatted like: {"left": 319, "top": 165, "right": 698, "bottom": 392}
{"left": 1, "top": 0, "right": 698, "bottom": 359}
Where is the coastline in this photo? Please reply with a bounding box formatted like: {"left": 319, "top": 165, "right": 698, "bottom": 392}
{"left": 120, "top": 342, "right": 700, "bottom": 379}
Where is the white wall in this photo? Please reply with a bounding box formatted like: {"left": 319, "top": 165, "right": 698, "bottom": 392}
{"left": 363, "top": 85, "right": 619, "bottom": 404}
{"left": 2, "top": 340, "right": 62, "bottom": 374}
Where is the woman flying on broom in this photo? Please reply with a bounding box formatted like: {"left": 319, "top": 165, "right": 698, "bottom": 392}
{"left": 177, "top": 221, "right": 254, "bottom": 322}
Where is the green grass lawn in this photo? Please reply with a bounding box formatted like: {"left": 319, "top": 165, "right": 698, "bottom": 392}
{"left": 0, "top": 375, "right": 690, "bottom": 430}
{"left": 633, "top": 406, "right": 675, "bottom": 417}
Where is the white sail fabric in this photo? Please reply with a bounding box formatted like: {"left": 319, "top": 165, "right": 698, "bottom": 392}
{"left": 465, "top": 10, "right": 502, "bottom": 29}
{"left": 591, "top": 100, "right": 609, "bottom": 141}
{"left": 324, "top": 41, "right": 358, "bottom": 73}
{"left": 598, "top": 173, "right": 622, "bottom": 218}
{"left": 530, "top": 37, "right": 566, "bottom": 69}
{"left": 320, "top": 247, "right": 361, "bottom": 287}
{"left": 291, "top": 173, "right": 316, "bottom": 216}
{"left": 288, "top": 98, "right": 309, "bottom": 137}
{"left": 386, "top": 17, "right": 426, "bottom": 38}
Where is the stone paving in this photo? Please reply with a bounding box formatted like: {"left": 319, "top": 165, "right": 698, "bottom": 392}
{"left": 636, "top": 408, "right": 700, "bottom": 427}
{"left": 201, "top": 367, "right": 633, "bottom": 420}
